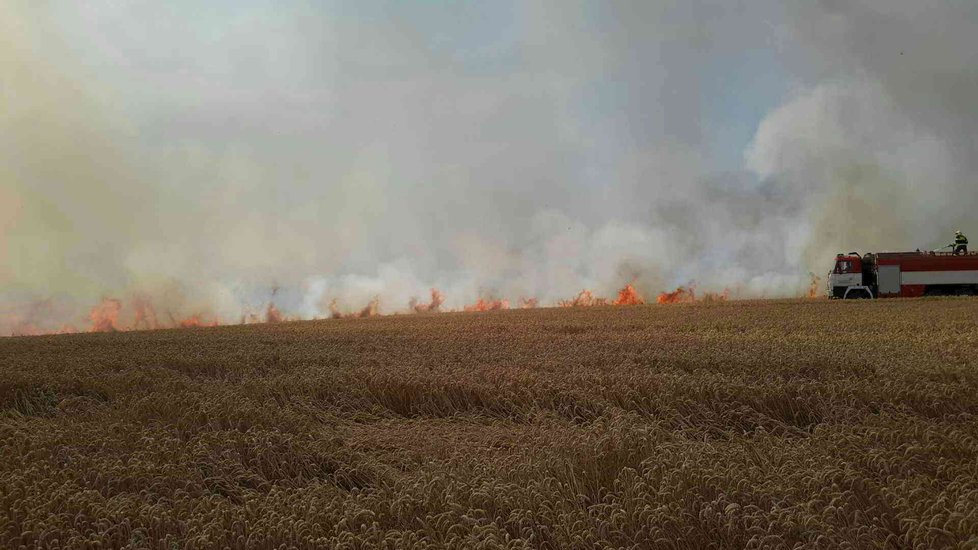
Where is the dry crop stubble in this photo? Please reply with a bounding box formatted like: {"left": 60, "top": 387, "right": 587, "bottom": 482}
{"left": 2, "top": 298, "right": 978, "bottom": 548}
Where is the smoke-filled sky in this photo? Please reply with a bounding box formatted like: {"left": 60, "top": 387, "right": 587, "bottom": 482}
{"left": 3, "top": 1, "right": 978, "bottom": 332}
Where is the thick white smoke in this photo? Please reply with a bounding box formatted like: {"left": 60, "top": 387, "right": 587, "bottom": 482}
{"left": 3, "top": 1, "right": 977, "bottom": 334}
{"left": 749, "top": 1, "right": 978, "bottom": 271}
{"left": 747, "top": 81, "right": 955, "bottom": 268}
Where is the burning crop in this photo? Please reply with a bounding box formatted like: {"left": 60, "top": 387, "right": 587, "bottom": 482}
{"left": 5, "top": 278, "right": 811, "bottom": 337}
{"left": 88, "top": 298, "right": 122, "bottom": 332}
{"left": 265, "top": 303, "right": 284, "bottom": 323}
{"left": 808, "top": 273, "right": 823, "bottom": 298}
{"left": 176, "top": 314, "right": 219, "bottom": 328}
{"left": 11, "top": 295, "right": 230, "bottom": 334}
{"left": 329, "top": 297, "right": 381, "bottom": 319}
{"left": 558, "top": 289, "right": 607, "bottom": 307}
{"left": 656, "top": 286, "right": 696, "bottom": 304}
{"left": 655, "top": 285, "right": 733, "bottom": 304}
{"left": 409, "top": 288, "right": 445, "bottom": 313}
{"left": 612, "top": 283, "right": 645, "bottom": 306}
{"left": 464, "top": 297, "right": 509, "bottom": 312}
{"left": 131, "top": 294, "right": 162, "bottom": 330}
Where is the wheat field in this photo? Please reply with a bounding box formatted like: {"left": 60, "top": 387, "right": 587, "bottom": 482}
{"left": 2, "top": 298, "right": 978, "bottom": 549}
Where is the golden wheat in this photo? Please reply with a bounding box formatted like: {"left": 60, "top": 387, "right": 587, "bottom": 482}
{"left": 2, "top": 298, "right": 978, "bottom": 549}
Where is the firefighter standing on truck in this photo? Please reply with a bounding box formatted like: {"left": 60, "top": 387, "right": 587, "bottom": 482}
{"left": 954, "top": 230, "right": 969, "bottom": 255}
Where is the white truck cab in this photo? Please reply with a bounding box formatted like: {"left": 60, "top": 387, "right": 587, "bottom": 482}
{"left": 827, "top": 253, "right": 875, "bottom": 299}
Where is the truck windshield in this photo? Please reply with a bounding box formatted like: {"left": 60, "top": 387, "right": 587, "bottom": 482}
{"left": 834, "top": 261, "right": 854, "bottom": 274}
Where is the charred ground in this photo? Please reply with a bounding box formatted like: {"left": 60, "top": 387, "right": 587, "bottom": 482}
{"left": 2, "top": 298, "right": 978, "bottom": 548}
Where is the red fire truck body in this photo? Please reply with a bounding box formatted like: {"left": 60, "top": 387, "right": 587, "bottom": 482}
{"left": 827, "top": 251, "right": 978, "bottom": 299}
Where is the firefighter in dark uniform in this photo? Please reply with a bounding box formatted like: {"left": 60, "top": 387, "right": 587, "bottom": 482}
{"left": 954, "top": 230, "right": 968, "bottom": 255}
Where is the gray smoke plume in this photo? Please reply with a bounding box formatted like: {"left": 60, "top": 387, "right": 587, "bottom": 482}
{"left": 3, "top": 1, "right": 977, "bottom": 334}
{"left": 750, "top": 1, "right": 978, "bottom": 267}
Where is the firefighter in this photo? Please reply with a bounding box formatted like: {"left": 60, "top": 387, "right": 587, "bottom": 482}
{"left": 954, "top": 230, "right": 969, "bottom": 255}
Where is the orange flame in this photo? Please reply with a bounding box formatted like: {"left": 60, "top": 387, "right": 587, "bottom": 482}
{"left": 612, "top": 284, "right": 645, "bottom": 306}
{"left": 656, "top": 286, "right": 696, "bottom": 304}
{"left": 8, "top": 277, "right": 751, "bottom": 337}
{"left": 558, "top": 290, "right": 607, "bottom": 307}
{"left": 328, "top": 299, "right": 344, "bottom": 319}
{"left": 132, "top": 294, "right": 161, "bottom": 330}
{"left": 330, "top": 297, "right": 381, "bottom": 319}
{"left": 6, "top": 299, "right": 59, "bottom": 336}
{"left": 10, "top": 292, "right": 292, "bottom": 336}
{"left": 265, "top": 303, "right": 284, "bottom": 323}
{"left": 410, "top": 288, "right": 445, "bottom": 313}
{"left": 89, "top": 298, "right": 122, "bottom": 332}
{"left": 359, "top": 297, "right": 380, "bottom": 318}
{"left": 656, "top": 285, "right": 732, "bottom": 304}
{"left": 807, "top": 273, "right": 822, "bottom": 298}
{"left": 179, "top": 315, "right": 203, "bottom": 328}
{"left": 178, "top": 315, "right": 219, "bottom": 328}
{"left": 464, "top": 298, "right": 509, "bottom": 312}
{"left": 168, "top": 309, "right": 220, "bottom": 329}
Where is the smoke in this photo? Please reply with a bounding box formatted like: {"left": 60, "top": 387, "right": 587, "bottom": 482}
{"left": 3, "top": 1, "right": 977, "bottom": 334}
{"left": 747, "top": 81, "right": 953, "bottom": 268}
{"left": 749, "top": 1, "right": 978, "bottom": 268}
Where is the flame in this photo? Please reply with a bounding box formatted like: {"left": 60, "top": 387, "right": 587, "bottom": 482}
{"left": 7, "top": 278, "right": 754, "bottom": 337}
{"left": 10, "top": 292, "right": 286, "bottom": 336}
{"left": 558, "top": 290, "right": 607, "bottom": 307}
{"left": 92, "top": 296, "right": 223, "bottom": 332}
{"left": 464, "top": 298, "right": 509, "bottom": 312}
{"left": 89, "top": 298, "right": 122, "bottom": 332}
{"left": 265, "top": 303, "right": 284, "bottom": 323}
{"left": 328, "top": 299, "right": 344, "bottom": 319}
{"left": 359, "top": 297, "right": 380, "bottom": 317}
{"left": 807, "top": 273, "right": 822, "bottom": 298}
{"left": 656, "top": 285, "right": 732, "bottom": 304}
{"left": 656, "top": 286, "right": 696, "bottom": 304}
{"left": 330, "top": 297, "right": 381, "bottom": 319}
{"left": 410, "top": 288, "right": 445, "bottom": 313}
{"left": 168, "top": 309, "right": 220, "bottom": 329}
{"left": 612, "top": 284, "right": 645, "bottom": 306}
{"left": 132, "top": 294, "right": 161, "bottom": 330}
{"left": 5, "top": 298, "right": 60, "bottom": 336}
{"left": 179, "top": 315, "right": 203, "bottom": 328}
{"left": 3, "top": 295, "right": 86, "bottom": 336}
{"left": 178, "top": 314, "right": 219, "bottom": 328}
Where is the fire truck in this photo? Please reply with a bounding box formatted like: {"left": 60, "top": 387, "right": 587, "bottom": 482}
{"left": 827, "top": 251, "right": 978, "bottom": 299}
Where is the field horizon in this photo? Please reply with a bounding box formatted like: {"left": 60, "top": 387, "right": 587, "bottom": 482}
{"left": 3, "top": 298, "right": 978, "bottom": 549}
